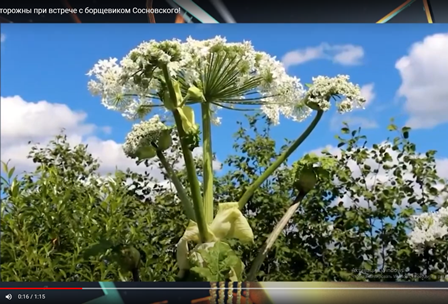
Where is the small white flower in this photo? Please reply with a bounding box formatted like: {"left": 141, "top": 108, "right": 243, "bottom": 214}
{"left": 87, "top": 36, "right": 309, "bottom": 125}
{"left": 408, "top": 207, "right": 448, "bottom": 253}
{"left": 123, "top": 115, "right": 169, "bottom": 159}
{"left": 88, "top": 38, "right": 366, "bottom": 126}
{"left": 306, "top": 75, "right": 366, "bottom": 113}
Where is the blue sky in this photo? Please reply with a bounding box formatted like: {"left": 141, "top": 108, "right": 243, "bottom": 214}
{"left": 1, "top": 24, "right": 448, "bottom": 180}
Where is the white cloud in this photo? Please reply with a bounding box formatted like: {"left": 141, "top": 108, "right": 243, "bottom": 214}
{"left": 360, "top": 83, "right": 376, "bottom": 107}
{"left": 1, "top": 96, "right": 221, "bottom": 179}
{"left": 0, "top": 33, "right": 5, "bottom": 43}
{"left": 1, "top": 96, "right": 96, "bottom": 147}
{"left": 330, "top": 115, "right": 378, "bottom": 131}
{"left": 282, "top": 43, "right": 364, "bottom": 69}
{"left": 396, "top": 33, "right": 448, "bottom": 129}
{"left": 436, "top": 158, "right": 448, "bottom": 180}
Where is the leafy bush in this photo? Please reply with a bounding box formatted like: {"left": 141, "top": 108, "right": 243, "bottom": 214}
{"left": 219, "top": 115, "right": 448, "bottom": 281}
{"left": 1, "top": 134, "right": 186, "bottom": 282}
{"left": 1, "top": 117, "right": 447, "bottom": 282}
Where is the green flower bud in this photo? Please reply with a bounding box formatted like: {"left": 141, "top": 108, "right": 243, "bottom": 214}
{"left": 176, "top": 203, "right": 253, "bottom": 281}
{"left": 162, "top": 80, "right": 183, "bottom": 110}
{"left": 187, "top": 85, "right": 206, "bottom": 102}
{"left": 173, "top": 80, "right": 183, "bottom": 107}
{"left": 163, "top": 90, "right": 176, "bottom": 111}
{"left": 293, "top": 165, "right": 318, "bottom": 196}
{"left": 178, "top": 106, "right": 199, "bottom": 135}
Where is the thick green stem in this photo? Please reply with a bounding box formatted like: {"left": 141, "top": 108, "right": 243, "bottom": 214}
{"left": 201, "top": 102, "right": 214, "bottom": 224}
{"left": 172, "top": 110, "right": 209, "bottom": 243}
{"left": 238, "top": 110, "right": 324, "bottom": 209}
{"left": 161, "top": 64, "right": 209, "bottom": 243}
{"left": 161, "top": 65, "right": 178, "bottom": 109}
{"left": 247, "top": 194, "right": 303, "bottom": 281}
{"left": 156, "top": 150, "right": 196, "bottom": 222}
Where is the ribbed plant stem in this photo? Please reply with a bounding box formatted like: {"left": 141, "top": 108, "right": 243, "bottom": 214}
{"left": 247, "top": 194, "right": 303, "bottom": 281}
{"left": 156, "top": 150, "right": 196, "bottom": 221}
{"left": 161, "top": 64, "right": 208, "bottom": 243}
{"left": 201, "top": 102, "right": 214, "bottom": 224}
{"left": 172, "top": 110, "right": 209, "bottom": 243}
{"left": 238, "top": 110, "right": 323, "bottom": 209}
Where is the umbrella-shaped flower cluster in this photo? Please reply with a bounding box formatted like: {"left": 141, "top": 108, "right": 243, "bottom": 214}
{"left": 87, "top": 36, "right": 365, "bottom": 125}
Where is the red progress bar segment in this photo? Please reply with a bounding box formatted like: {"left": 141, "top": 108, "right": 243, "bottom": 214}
{"left": 0, "top": 288, "right": 82, "bottom": 290}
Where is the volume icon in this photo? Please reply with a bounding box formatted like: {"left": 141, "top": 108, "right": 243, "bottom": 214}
{"left": 5, "top": 294, "right": 12, "bottom": 300}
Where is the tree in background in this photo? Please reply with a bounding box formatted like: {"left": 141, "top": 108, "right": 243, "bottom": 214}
{"left": 1, "top": 134, "right": 186, "bottom": 282}
{"left": 219, "top": 115, "right": 447, "bottom": 281}
{"left": 1, "top": 116, "right": 447, "bottom": 282}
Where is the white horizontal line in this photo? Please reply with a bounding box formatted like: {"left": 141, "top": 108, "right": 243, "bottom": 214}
{"left": 81, "top": 287, "right": 448, "bottom": 290}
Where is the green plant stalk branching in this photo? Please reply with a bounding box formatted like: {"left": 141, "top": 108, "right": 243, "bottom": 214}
{"left": 162, "top": 65, "right": 209, "bottom": 243}
{"left": 156, "top": 149, "right": 196, "bottom": 221}
{"left": 238, "top": 110, "right": 324, "bottom": 209}
{"left": 172, "top": 109, "right": 209, "bottom": 243}
{"left": 201, "top": 102, "right": 215, "bottom": 224}
{"left": 247, "top": 193, "right": 303, "bottom": 281}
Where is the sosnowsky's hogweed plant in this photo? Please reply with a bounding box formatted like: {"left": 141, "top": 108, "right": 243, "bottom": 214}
{"left": 87, "top": 36, "right": 366, "bottom": 284}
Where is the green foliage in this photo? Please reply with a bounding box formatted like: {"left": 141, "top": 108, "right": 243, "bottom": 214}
{"left": 1, "top": 133, "right": 186, "bottom": 282}
{"left": 189, "top": 242, "right": 244, "bottom": 281}
{"left": 292, "top": 153, "right": 337, "bottom": 196}
{"left": 217, "top": 114, "right": 447, "bottom": 281}
{"left": 1, "top": 115, "right": 447, "bottom": 282}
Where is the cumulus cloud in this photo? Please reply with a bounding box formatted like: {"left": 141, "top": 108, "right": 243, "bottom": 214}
{"left": 282, "top": 43, "right": 364, "bottom": 69}
{"left": 436, "top": 158, "right": 448, "bottom": 180}
{"left": 330, "top": 115, "right": 378, "bottom": 131}
{"left": 1, "top": 33, "right": 5, "bottom": 43}
{"left": 360, "top": 83, "right": 376, "bottom": 107}
{"left": 396, "top": 33, "right": 448, "bottom": 129}
{"left": 1, "top": 96, "right": 221, "bottom": 179}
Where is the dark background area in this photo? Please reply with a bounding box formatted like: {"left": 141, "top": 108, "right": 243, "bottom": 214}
{"left": 0, "top": 0, "right": 444, "bottom": 23}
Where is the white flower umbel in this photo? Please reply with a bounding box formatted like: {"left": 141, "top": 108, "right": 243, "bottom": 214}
{"left": 408, "top": 207, "right": 448, "bottom": 254}
{"left": 87, "top": 36, "right": 310, "bottom": 125}
{"left": 122, "top": 115, "right": 170, "bottom": 160}
{"left": 305, "top": 75, "right": 366, "bottom": 113}
{"left": 87, "top": 58, "right": 154, "bottom": 120}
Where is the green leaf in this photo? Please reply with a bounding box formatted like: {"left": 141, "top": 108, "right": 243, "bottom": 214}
{"left": 157, "top": 129, "right": 173, "bottom": 151}
{"left": 114, "top": 246, "right": 141, "bottom": 273}
{"left": 83, "top": 240, "right": 115, "bottom": 259}
{"left": 2, "top": 161, "right": 9, "bottom": 175}
{"left": 136, "top": 146, "right": 157, "bottom": 161}
{"left": 401, "top": 126, "right": 411, "bottom": 139}
{"left": 7, "top": 166, "right": 16, "bottom": 180}
{"left": 387, "top": 124, "right": 397, "bottom": 131}
{"left": 189, "top": 241, "right": 240, "bottom": 281}
{"left": 315, "top": 167, "right": 331, "bottom": 181}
